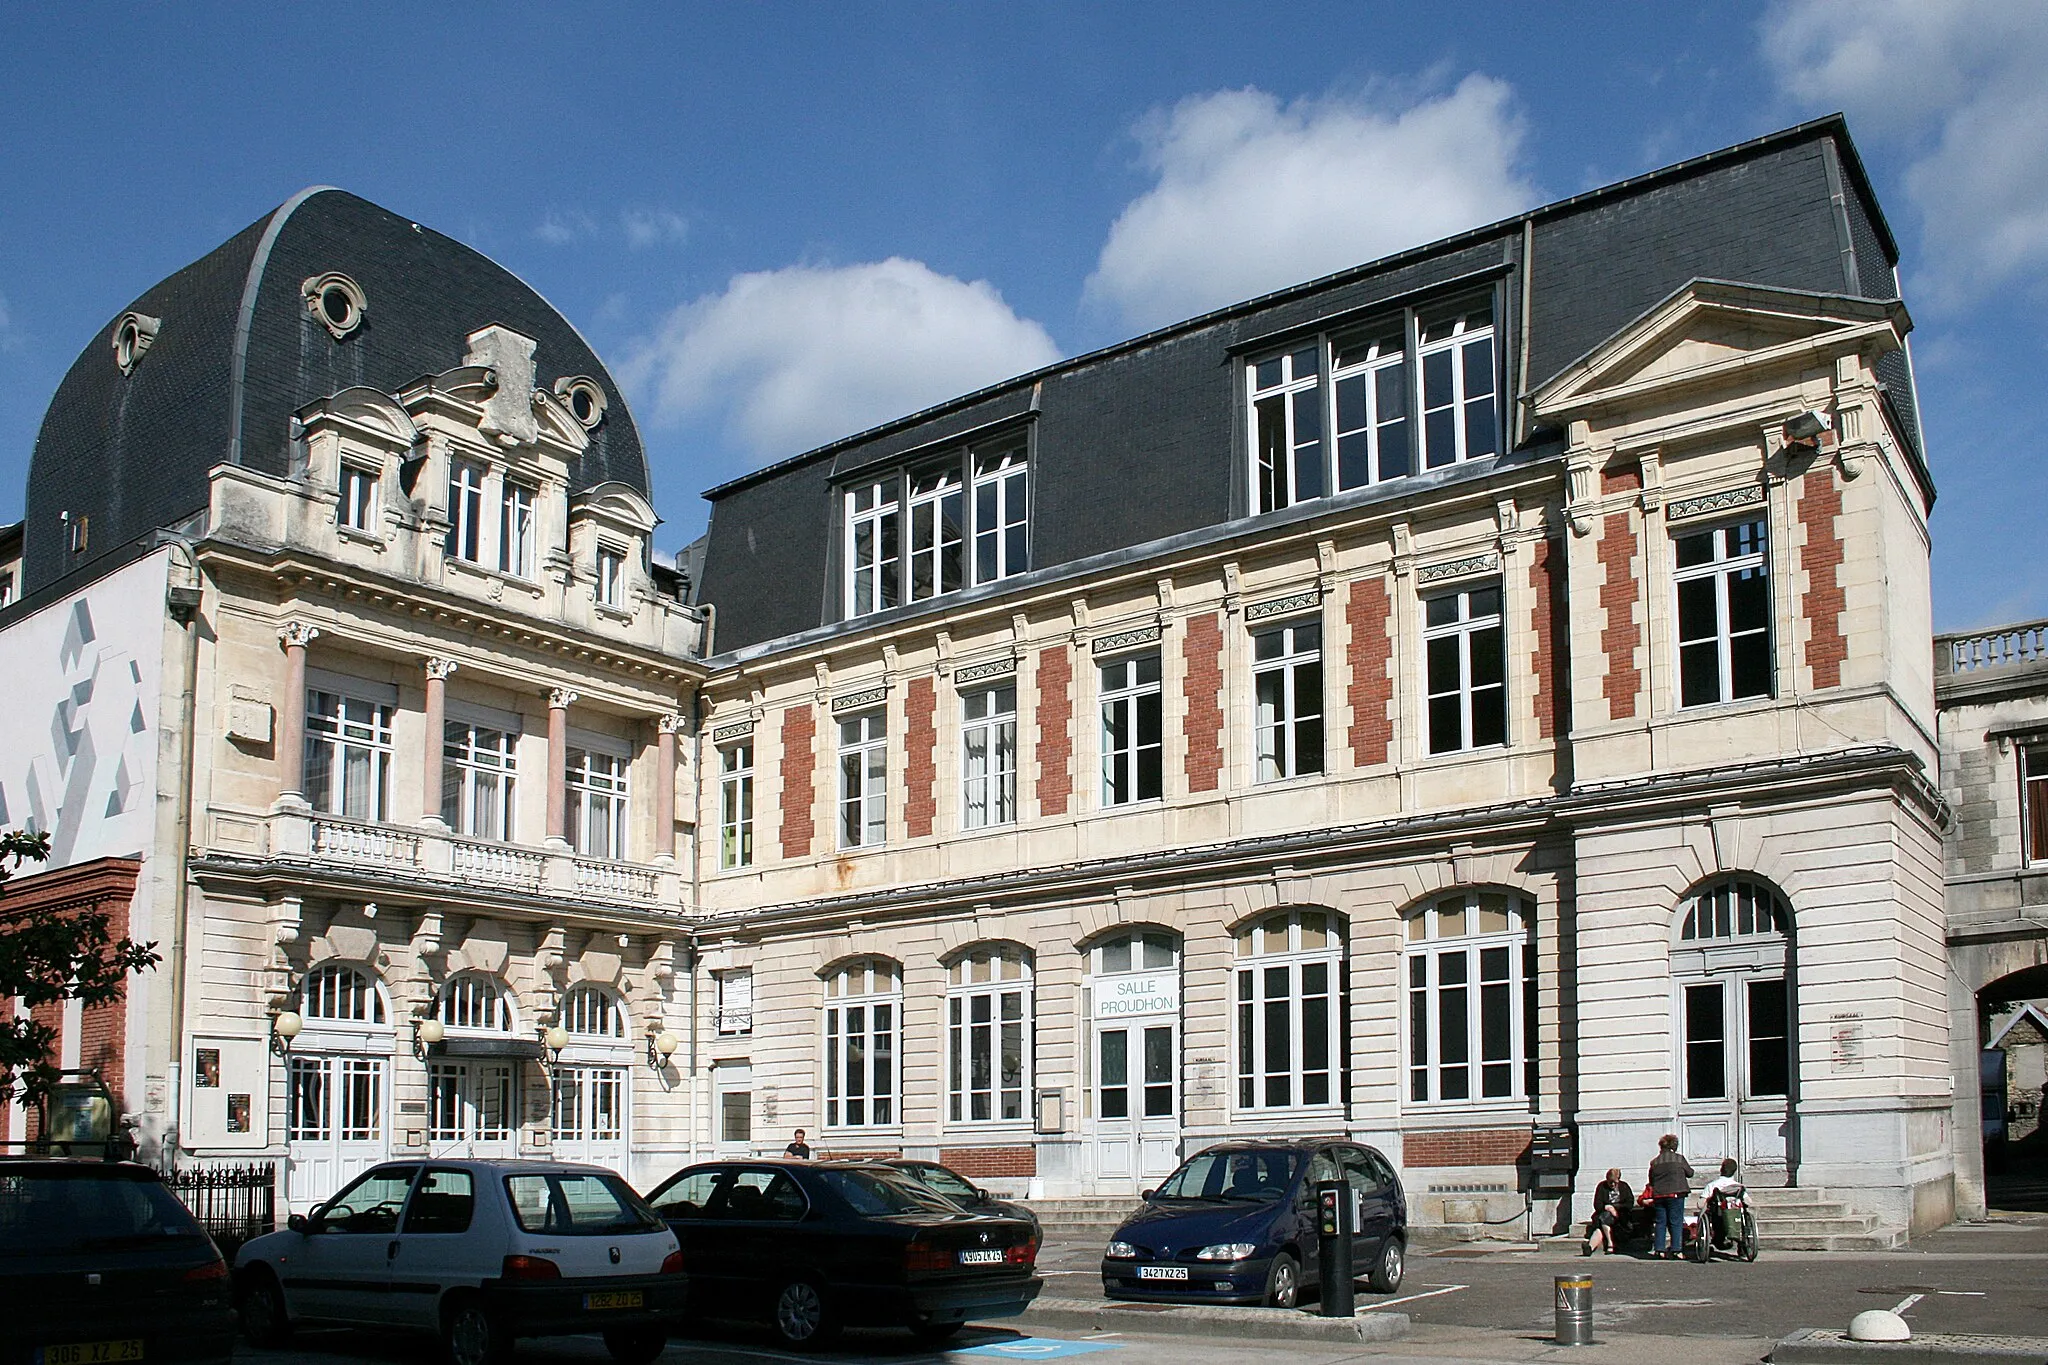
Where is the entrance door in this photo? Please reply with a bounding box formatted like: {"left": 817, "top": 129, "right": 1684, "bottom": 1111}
{"left": 1672, "top": 879, "right": 1795, "bottom": 1180}
{"left": 1088, "top": 931, "right": 1182, "bottom": 1190}
{"left": 426, "top": 1061, "right": 520, "bottom": 1158}
{"left": 285, "top": 1054, "right": 389, "bottom": 1210}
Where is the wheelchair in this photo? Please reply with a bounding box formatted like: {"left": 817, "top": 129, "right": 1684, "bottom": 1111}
{"left": 1687, "top": 1186, "right": 1760, "bottom": 1262}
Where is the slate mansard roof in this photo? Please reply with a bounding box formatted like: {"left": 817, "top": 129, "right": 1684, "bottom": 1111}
{"left": 697, "top": 116, "right": 1917, "bottom": 656}
{"left": 23, "top": 187, "right": 649, "bottom": 595}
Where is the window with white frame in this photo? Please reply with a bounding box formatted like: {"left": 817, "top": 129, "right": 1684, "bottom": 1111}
{"left": 948, "top": 945, "right": 1032, "bottom": 1123}
{"left": 972, "top": 447, "right": 1028, "bottom": 583}
{"left": 560, "top": 984, "right": 626, "bottom": 1039}
{"left": 499, "top": 479, "right": 537, "bottom": 578}
{"left": 1332, "top": 321, "right": 1412, "bottom": 487}
{"left": 845, "top": 479, "right": 901, "bottom": 617}
{"left": 1674, "top": 517, "right": 1771, "bottom": 708}
{"left": 2026, "top": 744, "right": 2048, "bottom": 866}
{"left": 1234, "top": 909, "right": 1343, "bottom": 1110}
{"left": 715, "top": 968, "right": 753, "bottom": 1036}
{"left": 298, "top": 963, "right": 387, "bottom": 1024}
{"left": 961, "top": 683, "right": 1017, "bottom": 829}
{"left": 306, "top": 690, "right": 394, "bottom": 822}
{"left": 1250, "top": 344, "right": 1324, "bottom": 512}
{"left": 906, "top": 467, "right": 964, "bottom": 602}
{"left": 1404, "top": 891, "right": 1535, "bottom": 1105}
{"left": 442, "top": 719, "right": 518, "bottom": 841}
{"left": 823, "top": 959, "right": 900, "bottom": 1128}
{"left": 1423, "top": 583, "right": 1506, "bottom": 754}
{"left": 437, "top": 974, "right": 515, "bottom": 1032}
{"left": 552, "top": 1066, "right": 624, "bottom": 1144}
{"left": 428, "top": 1061, "right": 515, "bottom": 1143}
{"left": 337, "top": 462, "right": 379, "bottom": 533}
{"left": 843, "top": 442, "right": 1031, "bottom": 619}
{"left": 566, "top": 747, "right": 629, "bottom": 860}
{"left": 1100, "top": 653, "right": 1163, "bottom": 806}
{"left": 596, "top": 543, "right": 626, "bottom": 607}
{"left": 446, "top": 458, "right": 487, "bottom": 564}
{"left": 288, "top": 1055, "right": 382, "bottom": 1144}
{"left": 1253, "top": 620, "right": 1324, "bottom": 781}
{"left": 1418, "top": 302, "right": 1499, "bottom": 470}
{"left": 838, "top": 710, "right": 887, "bottom": 848}
{"left": 719, "top": 742, "right": 754, "bottom": 869}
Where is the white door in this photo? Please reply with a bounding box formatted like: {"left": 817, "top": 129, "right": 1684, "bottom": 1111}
{"left": 1088, "top": 933, "right": 1183, "bottom": 1192}
{"left": 285, "top": 1055, "right": 390, "bottom": 1210}
{"left": 551, "top": 1064, "right": 629, "bottom": 1174}
{"left": 426, "top": 1061, "right": 521, "bottom": 1158}
{"left": 1677, "top": 974, "right": 1793, "bottom": 1176}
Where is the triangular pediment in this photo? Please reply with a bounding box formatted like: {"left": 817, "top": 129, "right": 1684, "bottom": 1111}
{"left": 1531, "top": 279, "right": 1911, "bottom": 421}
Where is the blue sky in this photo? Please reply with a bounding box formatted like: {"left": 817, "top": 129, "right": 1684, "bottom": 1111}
{"left": 1, "top": 2, "right": 2041, "bottom": 629}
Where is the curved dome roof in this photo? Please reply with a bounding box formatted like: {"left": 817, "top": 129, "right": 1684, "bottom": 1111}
{"left": 23, "top": 187, "right": 648, "bottom": 593}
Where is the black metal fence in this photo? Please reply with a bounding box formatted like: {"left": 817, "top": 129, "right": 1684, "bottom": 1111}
{"left": 165, "top": 1162, "right": 278, "bottom": 1257}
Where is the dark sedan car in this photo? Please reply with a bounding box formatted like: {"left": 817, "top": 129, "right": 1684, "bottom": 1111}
{"left": 0, "top": 1159, "right": 237, "bottom": 1365}
{"left": 850, "top": 1158, "right": 1041, "bottom": 1237}
{"left": 645, "top": 1159, "right": 1041, "bottom": 1347}
{"left": 1100, "top": 1139, "right": 1405, "bottom": 1308}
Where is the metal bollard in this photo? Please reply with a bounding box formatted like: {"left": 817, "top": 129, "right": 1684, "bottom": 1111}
{"left": 1315, "top": 1181, "right": 1355, "bottom": 1317}
{"left": 1554, "top": 1275, "right": 1594, "bottom": 1346}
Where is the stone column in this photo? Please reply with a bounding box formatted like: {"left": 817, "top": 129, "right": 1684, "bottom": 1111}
{"left": 547, "top": 688, "right": 578, "bottom": 848}
{"left": 275, "top": 622, "right": 320, "bottom": 805}
{"left": 656, "top": 712, "right": 687, "bottom": 863}
{"left": 422, "top": 658, "right": 457, "bottom": 828}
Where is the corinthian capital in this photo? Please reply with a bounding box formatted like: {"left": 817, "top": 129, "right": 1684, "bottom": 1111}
{"left": 424, "top": 657, "right": 460, "bottom": 682}
{"left": 658, "top": 711, "right": 690, "bottom": 735}
{"left": 548, "top": 687, "right": 580, "bottom": 710}
{"left": 278, "top": 622, "right": 321, "bottom": 649}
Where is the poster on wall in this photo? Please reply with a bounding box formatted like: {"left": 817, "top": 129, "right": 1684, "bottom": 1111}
{"left": 226, "top": 1095, "right": 250, "bottom": 1134}
{"left": 195, "top": 1048, "right": 220, "bottom": 1088}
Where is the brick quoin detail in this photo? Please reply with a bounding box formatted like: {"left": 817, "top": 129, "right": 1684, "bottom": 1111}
{"left": 1598, "top": 511, "right": 1642, "bottom": 721}
{"left": 1182, "top": 612, "right": 1224, "bottom": 792}
{"left": 1531, "top": 536, "right": 1569, "bottom": 740}
{"left": 778, "top": 704, "right": 817, "bottom": 860}
{"left": 1402, "top": 1127, "right": 1532, "bottom": 1168}
{"left": 1799, "top": 466, "right": 1848, "bottom": 690}
{"left": 940, "top": 1145, "right": 1039, "bottom": 1178}
{"left": 903, "top": 675, "right": 938, "bottom": 839}
{"left": 1347, "top": 577, "right": 1394, "bottom": 767}
{"left": 1600, "top": 463, "right": 1643, "bottom": 496}
{"left": 1035, "top": 646, "right": 1073, "bottom": 817}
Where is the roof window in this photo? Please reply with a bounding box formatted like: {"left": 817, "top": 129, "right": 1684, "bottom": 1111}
{"left": 302, "top": 272, "right": 367, "bottom": 340}
{"left": 555, "top": 376, "right": 608, "bottom": 430}
{"left": 111, "top": 312, "right": 160, "bottom": 376}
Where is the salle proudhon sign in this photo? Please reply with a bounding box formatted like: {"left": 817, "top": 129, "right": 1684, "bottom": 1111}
{"left": 1093, "top": 971, "right": 1180, "bottom": 1020}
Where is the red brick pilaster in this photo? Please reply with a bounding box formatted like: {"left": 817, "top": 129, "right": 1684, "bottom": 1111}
{"left": 1034, "top": 646, "right": 1073, "bottom": 816}
{"left": 904, "top": 675, "right": 938, "bottom": 839}
{"left": 1530, "top": 536, "right": 1568, "bottom": 739}
{"left": 1182, "top": 613, "right": 1224, "bottom": 792}
{"left": 1799, "top": 466, "right": 1847, "bottom": 690}
{"left": 1346, "top": 576, "right": 1394, "bottom": 767}
{"left": 1598, "top": 511, "right": 1642, "bottom": 722}
{"left": 778, "top": 703, "right": 817, "bottom": 859}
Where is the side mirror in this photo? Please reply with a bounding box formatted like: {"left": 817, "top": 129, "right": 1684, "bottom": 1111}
{"left": 974, "top": 1188, "right": 993, "bottom": 1205}
{"left": 287, "top": 1213, "right": 312, "bottom": 1235}
{"left": 1140, "top": 1189, "right": 1157, "bottom": 1201}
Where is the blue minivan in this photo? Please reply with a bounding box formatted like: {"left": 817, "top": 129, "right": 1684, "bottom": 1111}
{"left": 1100, "top": 1139, "right": 1405, "bottom": 1308}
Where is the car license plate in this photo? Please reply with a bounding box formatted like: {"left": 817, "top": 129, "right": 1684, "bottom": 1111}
{"left": 583, "top": 1290, "right": 644, "bottom": 1311}
{"left": 37, "top": 1344, "right": 144, "bottom": 1365}
{"left": 958, "top": 1249, "right": 1005, "bottom": 1265}
{"left": 1136, "top": 1265, "right": 1188, "bottom": 1281}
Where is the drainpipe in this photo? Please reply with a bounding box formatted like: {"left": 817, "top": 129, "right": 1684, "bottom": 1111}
{"left": 686, "top": 678, "right": 707, "bottom": 1163}
{"left": 161, "top": 539, "right": 205, "bottom": 1172}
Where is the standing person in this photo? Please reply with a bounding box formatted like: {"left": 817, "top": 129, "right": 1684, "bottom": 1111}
{"left": 1584, "top": 1167, "right": 1632, "bottom": 1255}
{"left": 1646, "top": 1134, "right": 1694, "bottom": 1259}
{"left": 783, "top": 1128, "right": 813, "bottom": 1159}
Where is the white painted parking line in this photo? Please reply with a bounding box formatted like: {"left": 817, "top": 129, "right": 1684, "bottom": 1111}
{"left": 1892, "top": 1293, "right": 1925, "bottom": 1315}
{"left": 1938, "top": 1291, "right": 1987, "bottom": 1297}
{"left": 1362, "top": 1284, "right": 1469, "bottom": 1311}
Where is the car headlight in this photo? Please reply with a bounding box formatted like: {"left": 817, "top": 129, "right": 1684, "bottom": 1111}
{"left": 1105, "top": 1241, "right": 1139, "bottom": 1259}
{"left": 1193, "top": 1243, "right": 1257, "bottom": 1261}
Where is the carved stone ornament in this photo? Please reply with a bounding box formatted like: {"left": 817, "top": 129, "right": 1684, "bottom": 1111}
{"left": 1244, "top": 589, "right": 1321, "bottom": 623}
{"left": 1090, "top": 622, "right": 1163, "bottom": 656}
{"left": 548, "top": 687, "right": 580, "bottom": 710}
{"left": 302, "top": 273, "right": 367, "bottom": 340}
{"left": 710, "top": 719, "right": 755, "bottom": 743}
{"left": 424, "top": 657, "right": 459, "bottom": 682}
{"left": 830, "top": 685, "right": 889, "bottom": 714}
{"left": 1666, "top": 484, "right": 1766, "bottom": 523}
{"left": 554, "top": 376, "right": 608, "bottom": 430}
{"left": 111, "top": 312, "right": 161, "bottom": 376}
{"left": 1416, "top": 552, "right": 1501, "bottom": 586}
{"left": 953, "top": 656, "right": 1018, "bottom": 685}
{"left": 277, "top": 622, "right": 321, "bottom": 649}
{"left": 659, "top": 711, "right": 691, "bottom": 735}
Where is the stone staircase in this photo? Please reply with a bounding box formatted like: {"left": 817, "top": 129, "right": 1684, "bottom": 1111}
{"left": 1745, "top": 1186, "right": 1902, "bottom": 1252}
{"left": 1025, "top": 1196, "right": 1145, "bottom": 1252}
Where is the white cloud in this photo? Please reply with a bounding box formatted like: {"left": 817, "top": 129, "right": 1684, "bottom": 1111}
{"left": 629, "top": 258, "right": 1061, "bottom": 457}
{"left": 622, "top": 209, "right": 688, "bottom": 250}
{"left": 0, "top": 292, "right": 19, "bottom": 353}
{"left": 1084, "top": 77, "right": 1540, "bottom": 331}
{"left": 1763, "top": 0, "right": 2048, "bottom": 309}
{"left": 535, "top": 209, "right": 599, "bottom": 246}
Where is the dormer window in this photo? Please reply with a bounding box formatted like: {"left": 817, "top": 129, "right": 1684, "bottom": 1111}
{"left": 596, "top": 543, "right": 626, "bottom": 608}
{"left": 841, "top": 437, "right": 1029, "bottom": 620}
{"left": 337, "top": 462, "right": 379, "bottom": 534}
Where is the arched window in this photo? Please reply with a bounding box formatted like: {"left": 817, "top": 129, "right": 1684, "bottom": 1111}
{"left": 1675, "top": 880, "right": 1793, "bottom": 1107}
{"left": 437, "top": 974, "right": 515, "bottom": 1032}
{"left": 560, "top": 984, "right": 626, "bottom": 1039}
{"left": 298, "top": 962, "right": 387, "bottom": 1024}
{"left": 1680, "top": 879, "right": 1789, "bottom": 942}
{"left": 823, "top": 959, "right": 901, "bottom": 1129}
{"left": 1233, "top": 908, "right": 1343, "bottom": 1111}
{"left": 947, "top": 945, "right": 1032, "bottom": 1124}
{"left": 1403, "top": 891, "right": 1535, "bottom": 1106}
{"left": 1091, "top": 930, "right": 1178, "bottom": 975}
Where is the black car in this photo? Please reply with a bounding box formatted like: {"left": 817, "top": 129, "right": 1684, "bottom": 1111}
{"left": 1100, "top": 1139, "right": 1405, "bottom": 1308}
{"left": 0, "top": 1159, "right": 237, "bottom": 1365}
{"left": 851, "top": 1158, "right": 1042, "bottom": 1237}
{"left": 645, "top": 1159, "right": 1041, "bottom": 1347}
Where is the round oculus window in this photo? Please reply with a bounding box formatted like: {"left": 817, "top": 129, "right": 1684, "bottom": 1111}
{"left": 302, "top": 272, "right": 367, "bottom": 339}
{"left": 555, "top": 376, "right": 608, "bottom": 430}
{"left": 110, "top": 311, "right": 160, "bottom": 375}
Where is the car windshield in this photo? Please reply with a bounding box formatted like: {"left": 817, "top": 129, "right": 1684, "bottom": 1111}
{"left": 905, "top": 1164, "right": 981, "bottom": 1202}
{"left": 1153, "top": 1149, "right": 1303, "bottom": 1201}
{"left": 504, "top": 1172, "right": 663, "bottom": 1235}
{"left": 816, "top": 1168, "right": 962, "bottom": 1217}
{"left": 0, "top": 1168, "right": 208, "bottom": 1255}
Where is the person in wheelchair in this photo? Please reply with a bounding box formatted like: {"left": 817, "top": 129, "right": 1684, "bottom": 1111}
{"left": 1700, "top": 1159, "right": 1745, "bottom": 1249}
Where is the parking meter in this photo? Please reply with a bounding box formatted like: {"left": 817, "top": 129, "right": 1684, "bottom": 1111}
{"left": 1315, "top": 1180, "right": 1354, "bottom": 1316}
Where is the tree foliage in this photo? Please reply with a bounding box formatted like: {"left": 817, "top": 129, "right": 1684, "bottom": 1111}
{"left": 0, "top": 830, "right": 162, "bottom": 1108}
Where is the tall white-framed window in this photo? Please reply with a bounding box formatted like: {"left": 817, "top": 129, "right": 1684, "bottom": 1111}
{"left": 428, "top": 1062, "right": 516, "bottom": 1143}
{"left": 560, "top": 984, "right": 626, "bottom": 1039}
{"left": 595, "top": 543, "right": 626, "bottom": 607}
{"left": 337, "top": 461, "right": 379, "bottom": 533}
{"left": 972, "top": 447, "right": 1028, "bottom": 584}
{"left": 437, "top": 973, "right": 516, "bottom": 1033}
{"left": 1331, "top": 322, "right": 1412, "bottom": 488}
{"left": 289, "top": 1055, "right": 383, "bottom": 1145}
{"left": 1250, "top": 344, "right": 1325, "bottom": 513}
{"left": 719, "top": 742, "right": 754, "bottom": 869}
{"left": 1404, "top": 891, "right": 1535, "bottom": 1106}
{"left": 715, "top": 968, "right": 753, "bottom": 1037}
{"left": 298, "top": 962, "right": 388, "bottom": 1026}
{"left": 1423, "top": 582, "right": 1506, "bottom": 754}
{"left": 2024, "top": 744, "right": 2048, "bottom": 867}
{"left": 1674, "top": 517, "right": 1772, "bottom": 708}
{"left": 823, "top": 959, "right": 900, "bottom": 1129}
{"left": 906, "top": 467, "right": 964, "bottom": 602}
{"left": 446, "top": 458, "right": 487, "bottom": 564}
{"left": 947, "top": 945, "right": 1033, "bottom": 1124}
{"left": 499, "top": 479, "right": 537, "bottom": 578}
{"left": 838, "top": 710, "right": 887, "bottom": 849}
{"left": 961, "top": 683, "right": 1017, "bottom": 829}
{"left": 1233, "top": 908, "right": 1343, "bottom": 1111}
{"left": 1418, "top": 302, "right": 1498, "bottom": 470}
{"left": 554, "top": 984, "right": 628, "bottom": 1148}
{"left": 1253, "top": 620, "right": 1324, "bottom": 781}
{"left": 305, "top": 690, "right": 394, "bottom": 822}
{"left": 442, "top": 719, "right": 518, "bottom": 841}
{"left": 1100, "top": 653, "right": 1163, "bottom": 806}
{"left": 845, "top": 480, "right": 901, "bottom": 617}
{"left": 566, "top": 747, "right": 629, "bottom": 860}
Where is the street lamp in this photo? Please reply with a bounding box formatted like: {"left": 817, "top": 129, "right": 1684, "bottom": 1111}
{"left": 646, "top": 1027, "right": 680, "bottom": 1088}
{"left": 270, "top": 1009, "right": 303, "bottom": 1059}
{"left": 412, "top": 1017, "right": 445, "bottom": 1060}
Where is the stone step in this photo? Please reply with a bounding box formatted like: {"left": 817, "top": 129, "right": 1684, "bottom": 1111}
{"left": 1759, "top": 1231, "right": 1904, "bottom": 1252}
{"left": 1744, "top": 1187, "right": 1834, "bottom": 1206}
{"left": 1754, "top": 1216, "right": 1884, "bottom": 1237}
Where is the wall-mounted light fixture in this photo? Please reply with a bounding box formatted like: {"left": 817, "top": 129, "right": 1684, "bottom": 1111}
{"left": 270, "top": 1009, "right": 303, "bottom": 1059}
{"left": 646, "top": 1026, "right": 680, "bottom": 1089}
{"left": 412, "top": 1017, "right": 446, "bottom": 1061}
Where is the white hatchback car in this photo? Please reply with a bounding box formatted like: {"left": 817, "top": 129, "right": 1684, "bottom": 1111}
{"left": 234, "top": 1159, "right": 684, "bottom": 1365}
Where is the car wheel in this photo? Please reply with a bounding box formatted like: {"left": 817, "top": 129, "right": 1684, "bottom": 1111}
{"left": 237, "top": 1267, "right": 293, "bottom": 1347}
{"left": 911, "top": 1321, "right": 965, "bottom": 1346}
{"left": 1367, "top": 1237, "right": 1405, "bottom": 1294}
{"left": 442, "top": 1296, "right": 513, "bottom": 1365}
{"left": 1264, "top": 1253, "right": 1301, "bottom": 1309}
{"left": 603, "top": 1325, "right": 669, "bottom": 1364}
{"left": 773, "top": 1278, "right": 840, "bottom": 1348}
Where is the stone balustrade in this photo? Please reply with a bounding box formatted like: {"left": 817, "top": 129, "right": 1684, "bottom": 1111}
{"left": 1937, "top": 618, "right": 2048, "bottom": 675}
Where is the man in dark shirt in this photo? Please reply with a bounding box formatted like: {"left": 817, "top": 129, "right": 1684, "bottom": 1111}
{"left": 1646, "top": 1134, "right": 1694, "bottom": 1258}
{"left": 784, "top": 1128, "right": 812, "bottom": 1159}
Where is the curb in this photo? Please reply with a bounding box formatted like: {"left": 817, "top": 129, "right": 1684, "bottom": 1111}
{"left": 1017, "top": 1295, "right": 1411, "bottom": 1344}
{"left": 1774, "top": 1329, "right": 2048, "bottom": 1365}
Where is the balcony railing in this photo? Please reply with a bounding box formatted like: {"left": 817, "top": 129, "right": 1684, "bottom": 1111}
{"left": 1938, "top": 618, "right": 2048, "bottom": 675}
{"left": 450, "top": 838, "right": 548, "bottom": 891}
{"left": 574, "top": 856, "right": 662, "bottom": 904}
{"left": 311, "top": 817, "right": 421, "bottom": 869}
